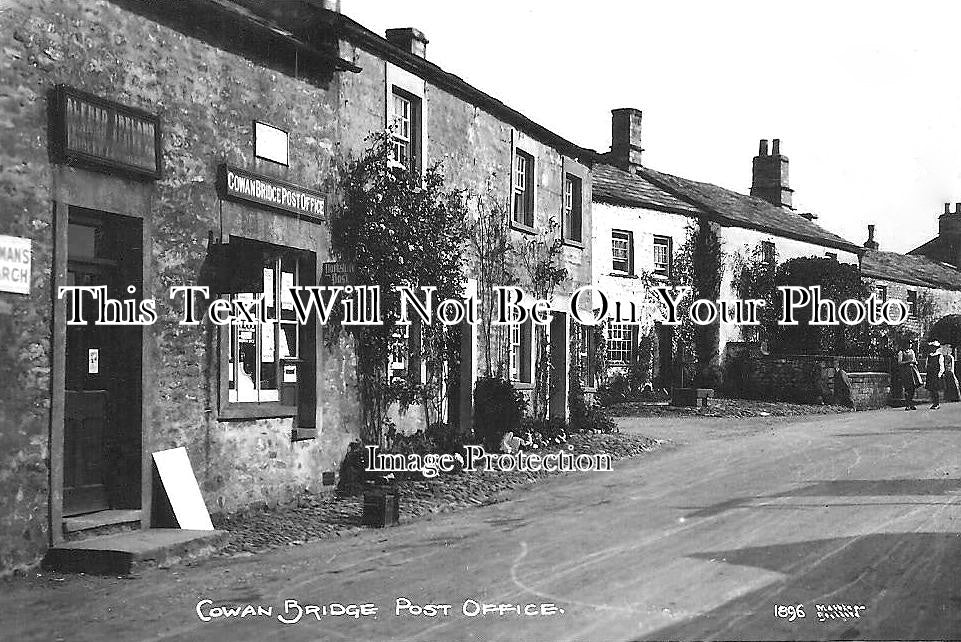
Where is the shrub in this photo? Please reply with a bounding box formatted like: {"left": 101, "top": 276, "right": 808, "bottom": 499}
{"left": 473, "top": 376, "right": 527, "bottom": 451}
{"left": 569, "top": 379, "right": 617, "bottom": 434}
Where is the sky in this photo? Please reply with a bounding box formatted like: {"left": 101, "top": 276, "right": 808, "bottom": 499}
{"left": 341, "top": 0, "right": 961, "bottom": 254}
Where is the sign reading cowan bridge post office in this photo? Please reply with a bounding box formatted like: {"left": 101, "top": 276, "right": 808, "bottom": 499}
{"left": 218, "top": 164, "right": 325, "bottom": 222}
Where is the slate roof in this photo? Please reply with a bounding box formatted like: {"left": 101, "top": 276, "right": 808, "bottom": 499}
{"left": 908, "top": 235, "right": 958, "bottom": 267}
{"left": 635, "top": 166, "right": 863, "bottom": 254}
{"left": 862, "top": 249, "right": 961, "bottom": 290}
{"left": 591, "top": 164, "right": 701, "bottom": 215}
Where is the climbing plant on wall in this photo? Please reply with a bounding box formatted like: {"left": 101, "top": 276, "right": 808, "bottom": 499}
{"left": 331, "top": 131, "right": 470, "bottom": 445}
{"left": 514, "top": 218, "right": 568, "bottom": 421}
{"left": 670, "top": 217, "right": 725, "bottom": 386}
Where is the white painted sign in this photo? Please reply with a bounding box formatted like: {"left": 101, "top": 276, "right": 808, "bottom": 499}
{"left": 0, "top": 235, "right": 31, "bottom": 294}
{"left": 152, "top": 447, "right": 214, "bottom": 530}
{"left": 87, "top": 348, "right": 99, "bottom": 374}
{"left": 254, "top": 121, "right": 289, "bottom": 166}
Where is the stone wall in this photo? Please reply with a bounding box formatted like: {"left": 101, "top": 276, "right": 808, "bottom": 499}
{"left": 846, "top": 372, "right": 891, "bottom": 410}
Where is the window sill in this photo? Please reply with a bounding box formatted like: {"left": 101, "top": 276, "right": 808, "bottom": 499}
{"left": 608, "top": 272, "right": 638, "bottom": 279}
{"left": 511, "top": 381, "right": 535, "bottom": 391}
{"left": 510, "top": 220, "right": 536, "bottom": 235}
{"left": 218, "top": 403, "right": 298, "bottom": 421}
{"left": 651, "top": 272, "right": 670, "bottom": 281}
{"left": 562, "top": 238, "right": 584, "bottom": 249}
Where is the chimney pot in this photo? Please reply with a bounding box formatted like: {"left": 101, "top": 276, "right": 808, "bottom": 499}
{"left": 955, "top": 202, "right": 961, "bottom": 214}
{"left": 385, "top": 27, "right": 429, "bottom": 58}
{"left": 772, "top": 138, "right": 781, "bottom": 155}
{"left": 945, "top": 203, "right": 952, "bottom": 215}
{"left": 864, "top": 224, "right": 879, "bottom": 250}
{"left": 758, "top": 139, "right": 769, "bottom": 156}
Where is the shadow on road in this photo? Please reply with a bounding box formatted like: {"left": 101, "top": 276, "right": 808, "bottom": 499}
{"left": 640, "top": 532, "right": 961, "bottom": 641}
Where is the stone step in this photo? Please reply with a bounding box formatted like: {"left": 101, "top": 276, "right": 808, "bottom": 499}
{"left": 63, "top": 509, "right": 142, "bottom": 541}
{"left": 43, "top": 528, "right": 227, "bottom": 575}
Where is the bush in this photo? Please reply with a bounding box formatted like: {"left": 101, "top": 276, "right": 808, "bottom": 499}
{"left": 596, "top": 371, "right": 631, "bottom": 406}
{"left": 569, "top": 379, "right": 617, "bottom": 434}
{"left": 473, "top": 376, "right": 527, "bottom": 451}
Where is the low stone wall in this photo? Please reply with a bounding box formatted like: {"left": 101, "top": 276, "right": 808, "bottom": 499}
{"left": 723, "top": 342, "right": 891, "bottom": 408}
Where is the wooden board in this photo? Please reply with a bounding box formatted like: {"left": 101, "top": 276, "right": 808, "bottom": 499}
{"left": 152, "top": 447, "right": 214, "bottom": 530}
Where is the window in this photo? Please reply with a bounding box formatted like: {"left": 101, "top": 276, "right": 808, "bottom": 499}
{"left": 907, "top": 290, "right": 918, "bottom": 317}
{"left": 508, "top": 319, "right": 533, "bottom": 383}
{"left": 578, "top": 325, "right": 596, "bottom": 389}
{"left": 607, "top": 323, "right": 634, "bottom": 366}
{"left": 391, "top": 89, "right": 420, "bottom": 172}
{"left": 513, "top": 150, "right": 534, "bottom": 228}
{"left": 563, "top": 174, "right": 582, "bottom": 243}
{"left": 225, "top": 244, "right": 307, "bottom": 407}
{"left": 825, "top": 251, "right": 838, "bottom": 260}
{"left": 653, "top": 235, "right": 672, "bottom": 277}
{"left": 389, "top": 325, "right": 409, "bottom": 379}
{"left": 612, "top": 230, "right": 633, "bottom": 274}
{"left": 875, "top": 285, "right": 887, "bottom": 302}
{"left": 761, "top": 241, "right": 776, "bottom": 264}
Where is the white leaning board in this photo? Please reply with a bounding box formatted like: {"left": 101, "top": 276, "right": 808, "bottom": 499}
{"left": 152, "top": 447, "right": 214, "bottom": 530}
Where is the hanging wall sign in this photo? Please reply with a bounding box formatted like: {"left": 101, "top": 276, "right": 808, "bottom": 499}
{"left": 0, "top": 235, "right": 31, "bottom": 294}
{"left": 218, "top": 164, "right": 325, "bottom": 222}
{"left": 321, "top": 261, "right": 356, "bottom": 286}
{"left": 50, "top": 85, "right": 161, "bottom": 180}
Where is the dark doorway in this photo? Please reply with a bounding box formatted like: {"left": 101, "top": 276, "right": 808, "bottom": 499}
{"left": 656, "top": 322, "right": 675, "bottom": 389}
{"left": 63, "top": 208, "right": 143, "bottom": 516}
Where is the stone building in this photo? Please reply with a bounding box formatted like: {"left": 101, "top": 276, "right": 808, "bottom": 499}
{"left": 0, "top": 0, "right": 594, "bottom": 573}
{"left": 590, "top": 110, "right": 863, "bottom": 386}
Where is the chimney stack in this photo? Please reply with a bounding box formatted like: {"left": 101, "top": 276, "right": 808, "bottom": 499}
{"left": 864, "top": 224, "right": 879, "bottom": 250}
{"left": 385, "top": 27, "right": 428, "bottom": 58}
{"left": 750, "top": 138, "right": 793, "bottom": 209}
{"left": 938, "top": 201, "right": 961, "bottom": 267}
{"left": 610, "top": 108, "right": 643, "bottom": 174}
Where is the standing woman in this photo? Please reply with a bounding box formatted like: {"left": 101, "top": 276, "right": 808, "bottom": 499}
{"left": 897, "top": 340, "right": 919, "bottom": 411}
{"left": 925, "top": 341, "right": 945, "bottom": 409}
{"left": 942, "top": 345, "right": 961, "bottom": 402}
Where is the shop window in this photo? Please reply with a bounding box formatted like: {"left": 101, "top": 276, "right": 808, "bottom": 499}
{"left": 513, "top": 150, "right": 535, "bottom": 228}
{"left": 564, "top": 174, "right": 582, "bottom": 243}
{"left": 653, "top": 235, "right": 672, "bottom": 277}
{"left": 216, "top": 238, "right": 315, "bottom": 424}
{"left": 607, "top": 323, "right": 634, "bottom": 366}
{"left": 612, "top": 230, "right": 633, "bottom": 275}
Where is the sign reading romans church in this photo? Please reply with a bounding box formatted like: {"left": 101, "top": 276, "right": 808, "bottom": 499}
{"left": 50, "top": 85, "right": 161, "bottom": 180}
{"left": 218, "top": 164, "right": 325, "bottom": 222}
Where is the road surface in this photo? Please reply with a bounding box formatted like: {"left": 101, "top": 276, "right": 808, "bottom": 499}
{"left": 5, "top": 406, "right": 961, "bottom": 641}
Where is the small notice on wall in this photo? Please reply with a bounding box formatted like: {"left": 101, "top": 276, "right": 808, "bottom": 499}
{"left": 152, "top": 447, "right": 214, "bottom": 530}
{"left": 0, "top": 235, "right": 31, "bottom": 294}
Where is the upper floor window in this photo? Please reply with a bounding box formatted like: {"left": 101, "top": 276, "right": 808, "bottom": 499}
{"left": 612, "top": 229, "right": 634, "bottom": 275}
{"left": 761, "top": 240, "right": 776, "bottom": 264}
{"left": 907, "top": 290, "right": 918, "bottom": 317}
{"left": 653, "top": 235, "right": 672, "bottom": 277}
{"left": 563, "top": 174, "right": 582, "bottom": 242}
{"left": 875, "top": 284, "right": 887, "bottom": 302}
{"left": 513, "top": 150, "right": 534, "bottom": 228}
{"left": 391, "top": 89, "right": 420, "bottom": 172}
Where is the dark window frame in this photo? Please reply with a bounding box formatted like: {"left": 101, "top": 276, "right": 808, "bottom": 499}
{"left": 653, "top": 235, "right": 672, "bottom": 278}
{"left": 512, "top": 149, "right": 535, "bottom": 231}
{"left": 563, "top": 173, "right": 583, "bottom": 244}
{"left": 612, "top": 229, "right": 634, "bottom": 275}
{"left": 390, "top": 86, "right": 421, "bottom": 174}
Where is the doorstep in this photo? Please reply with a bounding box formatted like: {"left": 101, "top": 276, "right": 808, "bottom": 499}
{"left": 63, "top": 509, "right": 142, "bottom": 540}
{"left": 43, "top": 528, "right": 227, "bottom": 575}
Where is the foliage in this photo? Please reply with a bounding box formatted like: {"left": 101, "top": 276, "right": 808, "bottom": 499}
{"left": 331, "top": 130, "right": 470, "bottom": 445}
{"left": 514, "top": 219, "right": 569, "bottom": 421}
{"left": 671, "top": 218, "right": 724, "bottom": 387}
{"left": 730, "top": 242, "right": 779, "bottom": 343}
{"left": 928, "top": 314, "right": 961, "bottom": 347}
{"left": 473, "top": 376, "right": 527, "bottom": 451}
{"left": 568, "top": 378, "right": 618, "bottom": 433}
{"left": 770, "top": 257, "right": 868, "bottom": 355}
{"left": 467, "top": 187, "right": 517, "bottom": 377}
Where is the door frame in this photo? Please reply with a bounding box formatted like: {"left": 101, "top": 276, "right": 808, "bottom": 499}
{"left": 49, "top": 166, "right": 153, "bottom": 545}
